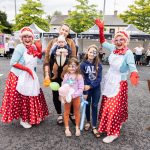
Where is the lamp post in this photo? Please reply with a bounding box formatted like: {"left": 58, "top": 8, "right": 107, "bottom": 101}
{"left": 103, "top": 0, "right": 106, "bottom": 21}
{"left": 14, "top": 0, "right": 17, "bottom": 17}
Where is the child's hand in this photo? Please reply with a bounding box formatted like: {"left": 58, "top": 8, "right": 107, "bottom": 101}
{"left": 83, "top": 95, "right": 88, "bottom": 100}
{"left": 43, "top": 78, "right": 51, "bottom": 87}
{"left": 84, "top": 85, "right": 91, "bottom": 91}
{"left": 56, "top": 49, "right": 61, "bottom": 55}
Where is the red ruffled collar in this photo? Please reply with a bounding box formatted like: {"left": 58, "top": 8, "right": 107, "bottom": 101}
{"left": 113, "top": 47, "right": 128, "bottom": 55}
{"left": 26, "top": 45, "right": 36, "bottom": 56}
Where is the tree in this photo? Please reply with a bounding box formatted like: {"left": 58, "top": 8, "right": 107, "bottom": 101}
{"left": 52, "top": 11, "right": 62, "bottom": 16}
{"left": 119, "top": 0, "right": 150, "bottom": 34}
{"left": 65, "top": 0, "right": 100, "bottom": 33}
{"left": 0, "top": 11, "right": 12, "bottom": 34}
{"left": 13, "top": 0, "right": 49, "bottom": 31}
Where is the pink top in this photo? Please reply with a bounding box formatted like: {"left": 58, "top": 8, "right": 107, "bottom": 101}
{"left": 62, "top": 73, "right": 84, "bottom": 99}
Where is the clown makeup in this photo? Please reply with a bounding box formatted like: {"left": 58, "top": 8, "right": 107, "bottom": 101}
{"left": 114, "top": 36, "right": 127, "bottom": 49}
{"left": 87, "top": 47, "right": 97, "bottom": 62}
{"left": 22, "top": 35, "right": 33, "bottom": 46}
{"left": 68, "top": 62, "right": 78, "bottom": 74}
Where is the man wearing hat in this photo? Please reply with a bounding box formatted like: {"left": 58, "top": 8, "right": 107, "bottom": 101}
{"left": 95, "top": 19, "right": 139, "bottom": 143}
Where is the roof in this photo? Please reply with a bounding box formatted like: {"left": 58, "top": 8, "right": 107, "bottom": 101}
{"left": 77, "top": 24, "right": 150, "bottom": 40}
{"left": 29, "top": 23, "right": 45, "bottom": 34}
{"left": 41, "top": 27, "right": 76, "bottom": 38}
{"left": 13, "top": 23, "right": 45, "bottom": 39}
{"left": 78, "top": 25, "right": 112, "bottom": 39}
{"left": 104, "top": 15, "right": 127, "bottom": 26}
{"left": 80, "top": 25, "right": 109, "bottom": 35}
{"left": 50, "top": 14, "right": 127, "bottom": 26}
{"left": 125, "top": 24, "right": 150, "bottom": 39}
{"left": 50, "top": 15, "right": 68, "bottom": 25}
{"left": 125, "top": 24, "right": 150, "bottom": 35}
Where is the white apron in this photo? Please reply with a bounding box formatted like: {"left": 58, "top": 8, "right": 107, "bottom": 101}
{"left": 16, "top": 50, "right": 40, "bottom": 96}
{"left": 102, "top": 52, "right": 124, "bottom": 97}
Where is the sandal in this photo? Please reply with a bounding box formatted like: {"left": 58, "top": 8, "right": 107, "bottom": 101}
{"left": 57, "top": 115, "right": 64, "bottom": 125}
{"left": 75, "top": 127, "right": 81, "bottom": 137}
{"left": 65, "top": 127, "right": 72, "bottom": 137}
{"left": 145, "top": 126, "right": 150, "bottom": 131}
{"left": 92, "top": 128, "right": 100, "bottom": 138}
{"left": 69, "top": 114, "right": 76, "bottom": 125}
{"left": 84, "top": 122, "right": 91, "bottom": 131}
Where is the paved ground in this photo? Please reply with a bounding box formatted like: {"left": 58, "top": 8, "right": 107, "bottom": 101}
{"left": 0, "top": 57, "right": 150, "bottom": 150}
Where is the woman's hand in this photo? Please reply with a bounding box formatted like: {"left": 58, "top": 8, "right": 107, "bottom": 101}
{"left": 130, "top": 72, "right": 139, "bottom": 86}
{"left": 95, "top": 19, "right": 104, "bottom": 29}
{"left": 94, "top": 18, "right": 105, "bottom": 43}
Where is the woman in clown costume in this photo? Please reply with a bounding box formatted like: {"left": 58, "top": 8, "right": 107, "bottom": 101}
{"left": 95, "top": 19, "right": 139, "bottom": 143}
{"left": 0, "top": 27, "right": 49, "bottom": 128}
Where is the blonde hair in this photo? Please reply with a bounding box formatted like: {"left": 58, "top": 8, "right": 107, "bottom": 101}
{"left": 114, "top": 31, "right": 130, "bottom": 46}
{"left": 83, "top": 44, "right": 100, "bottom": 77}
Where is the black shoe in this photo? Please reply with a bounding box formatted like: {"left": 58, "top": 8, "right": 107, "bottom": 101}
{"left": 57, "top": 115, "right": 64, "bottom": 126}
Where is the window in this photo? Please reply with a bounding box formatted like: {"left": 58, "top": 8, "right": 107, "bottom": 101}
{"left": 109, "top": 29, "right": 115, "bottom": 34}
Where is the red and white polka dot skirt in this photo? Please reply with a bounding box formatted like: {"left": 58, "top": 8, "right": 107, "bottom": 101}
{"left": 0, "top": 72, "right": 49, "bottom": 125}
{"left": 98, "top": 81, "right": 128, "bottom": 136}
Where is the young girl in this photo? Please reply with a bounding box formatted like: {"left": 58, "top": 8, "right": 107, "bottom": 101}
{"left": 80, "top": 45, "right": 102, "bottom": 138}
{"left": 59, "top": 57, "right": 84, "bottom": 137}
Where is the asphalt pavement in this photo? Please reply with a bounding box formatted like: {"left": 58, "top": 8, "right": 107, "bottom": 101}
{"left": 0, "top": 57, "right": 150, "bottom": 150}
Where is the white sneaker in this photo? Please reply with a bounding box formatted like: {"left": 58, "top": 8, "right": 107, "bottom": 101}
{"left": 103, "top": 135, "right": 118, "bottom": 143}
{"left": 20, "top": 119, "right": 32, "bottom": 129}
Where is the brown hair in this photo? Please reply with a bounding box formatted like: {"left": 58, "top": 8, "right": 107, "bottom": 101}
{"left": 66, "top": 57, "right": 80, "bottom": 75}
{"left": 83, "top": 44, "right": 100, "bottom": 77}
{"left": 61, "top": 23, "right": 70, "bottom": 28}
{"left": 60, "top": 24, "right": 70, "bottom": 32}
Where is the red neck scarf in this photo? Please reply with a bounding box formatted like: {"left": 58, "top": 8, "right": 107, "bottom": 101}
{"left": 26, "top": 45, "right": 36, "bottom": 55}
{"left": 113, "top": 47, "right": 128, "bottom": 55}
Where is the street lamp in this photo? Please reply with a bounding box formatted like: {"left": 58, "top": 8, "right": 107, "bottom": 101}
{"left": 103, "top": 0, "right": 106, "bottom": 21}
{"left": 14, "top": 0, "right": 17, "bottom": 17}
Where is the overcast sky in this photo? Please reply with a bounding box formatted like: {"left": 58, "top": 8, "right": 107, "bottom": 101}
{"left": 0, "top": 0, "right": 134, "bottom": 23}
